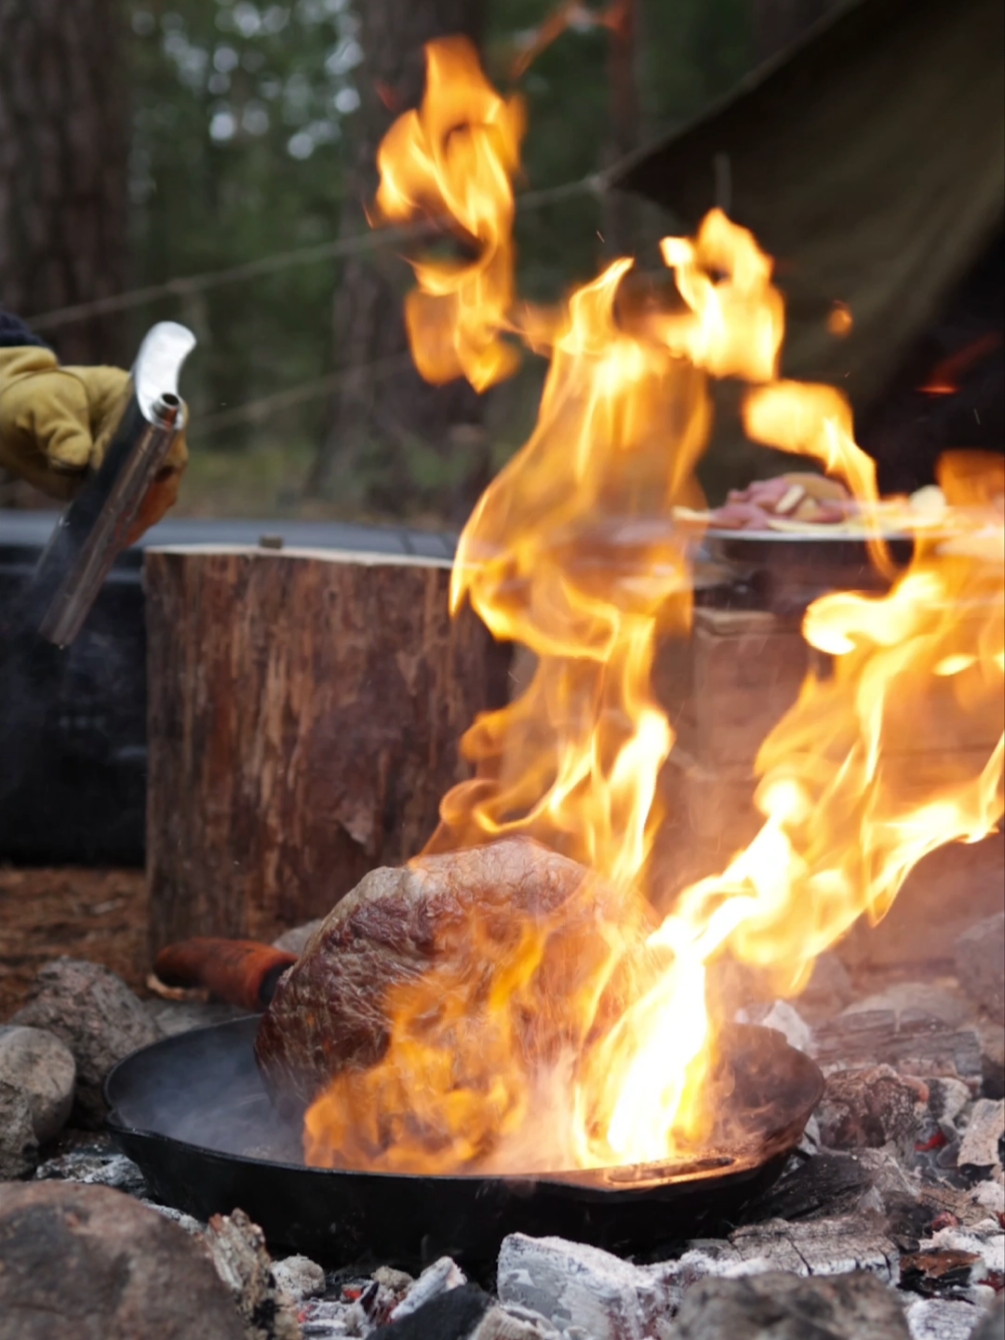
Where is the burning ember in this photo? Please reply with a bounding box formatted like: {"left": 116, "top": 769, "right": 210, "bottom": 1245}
{"left": 304, "top": 38, "right": 1004, "bottom": 1176}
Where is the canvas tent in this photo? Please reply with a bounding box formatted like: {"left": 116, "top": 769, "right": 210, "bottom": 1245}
{"left": 608, "top": 0, "right": 1003, "bottom": 488}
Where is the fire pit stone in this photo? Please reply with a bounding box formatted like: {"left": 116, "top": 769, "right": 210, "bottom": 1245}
{"left": 0, "top": 1181, "right": 247, "bottom": 1340}
{"left": 0, "top": 1025, "right": 76, "bottom": 1146}
{"left": 9, "top": 957, "right": 160, "bottom": 1126}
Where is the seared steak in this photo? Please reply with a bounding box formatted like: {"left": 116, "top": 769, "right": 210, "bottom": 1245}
{"left": 254, "top": 837, "right": 650, "bottom": 1113}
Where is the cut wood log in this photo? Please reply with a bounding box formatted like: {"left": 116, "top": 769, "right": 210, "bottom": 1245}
{"left": 145, "top": 545, "right": 510, "bottom": 953}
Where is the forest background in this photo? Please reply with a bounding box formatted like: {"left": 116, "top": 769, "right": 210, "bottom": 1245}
{"left": 0, "top": 0, "right": 835, "bottom": 530}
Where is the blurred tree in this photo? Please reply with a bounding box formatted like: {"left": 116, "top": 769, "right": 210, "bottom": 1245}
{"left": 308, "top": 0, "right": 487, "bottom": 523}
{"left": 126, "top": 0, "right": 353, "bottom": 460}
{"left": 0, "top": 0, "right": 129, "bottom": 365}
{"left": 751, "top": 0, "right": 838, "bottom": 58}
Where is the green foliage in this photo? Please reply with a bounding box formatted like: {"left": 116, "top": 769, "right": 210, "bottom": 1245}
{"left": 128, "top": 0, "right": 357, "bottom": 458}
{"left": 127, "top": 0, "right": 757, "bottom": 520}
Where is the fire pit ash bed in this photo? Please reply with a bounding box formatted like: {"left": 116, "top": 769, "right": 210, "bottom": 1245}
{"left": 104, "top": 1014, "right": 822, "bottom": 1270}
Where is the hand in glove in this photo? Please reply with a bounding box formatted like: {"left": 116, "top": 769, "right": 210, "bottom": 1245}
{"left": 0, "top": 345, "right": 188, "bottom": 539}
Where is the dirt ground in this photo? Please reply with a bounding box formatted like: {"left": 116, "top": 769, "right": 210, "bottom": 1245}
{"left": 0, "top": 867, "right": 148, "bottom": 1020}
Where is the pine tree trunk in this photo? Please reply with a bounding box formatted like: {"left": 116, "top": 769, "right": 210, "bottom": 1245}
{"left": 310, "top": 0, "right": 489, "bottom": 523}
{"left": 0, "top": 0, "right": 129, "bottom": 366}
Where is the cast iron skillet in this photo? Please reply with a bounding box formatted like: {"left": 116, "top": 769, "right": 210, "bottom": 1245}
{"left": 105, "top": 1017, "right": 823, "bottom": 1271}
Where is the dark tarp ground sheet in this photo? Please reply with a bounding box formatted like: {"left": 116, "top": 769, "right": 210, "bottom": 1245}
{"left": 610, "top": 0, "right": 1005, "bottom": 496}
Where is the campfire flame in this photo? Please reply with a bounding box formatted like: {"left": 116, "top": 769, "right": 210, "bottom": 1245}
{"left": 304, "top": 39, "right": 1005, "bottom": 1175}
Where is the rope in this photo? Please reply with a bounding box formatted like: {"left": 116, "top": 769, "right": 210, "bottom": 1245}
{"left": 28, "top": 175, "right": 604, "bottom": 333}
{"left": 192, "top": 353, "right": 416, "bottom": 434}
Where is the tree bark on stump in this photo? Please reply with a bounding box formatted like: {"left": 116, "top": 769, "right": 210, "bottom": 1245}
{"left": 145, "top": 546, "right": 511, "bottom": 954}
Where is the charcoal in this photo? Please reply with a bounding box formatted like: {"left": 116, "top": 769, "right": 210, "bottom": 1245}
{"left": 679, "top": 1215, "right": 900, "bottom": 1284}
{"left": 141, "top": 1199, "right": 204, "bottom": 1236}
{"left": 903, "top": 1297, "right": 984, "bottom": 1340}
{"left": 496, "top": 1232, "right": 676, "bottom": 1340}
{"left": 955, "top": 914, "right": 1005, "bottom": 1017}
{"left": 203, "top": 1206, "right": 300, "bottom": 1340}
{"left": 10, "top": 958, "right": 160, "bottom": 1125}
{"left": 0, "top": 1181, "right": 245, "bottom": 1340}
{"left": 817, "top": 1065, "right": 928, "bottom": 1156}
{"left": 899, "top": 1248, "right": 987, "bottom": 1300}
{"left": 372, "top": 1283, "right": 491, "bottom": 1340}
{"left": 0, "top": 1025, "right": 76, "bottom": 1144}
{"left": 740, "top": 1149, "right": 917, "bottom": 1226}
{"left": 670, "top": 1270, "right": 910, "bottom": 1340}
{"left": 472, "top": 1302, "right": 563, "bottom": 1339}
{"left": 390, "top": 1255, "right": 466, "bottom": 1321}
{"left": 843, "top": 984, "right": 972, "bottom": 1031}
{"left": 958, "top": 1100, "right": 1005, "bottom": 1171}
{"left": 814, "top": 1010, "right": 983, "bottom": 1090}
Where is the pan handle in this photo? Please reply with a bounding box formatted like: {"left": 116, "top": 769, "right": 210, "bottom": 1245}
{"left": 154, "top": 939, "right": 296, "bottom": 1012}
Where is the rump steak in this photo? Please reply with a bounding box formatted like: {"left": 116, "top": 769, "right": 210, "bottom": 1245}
{"left": 254, "top": 837, "right": 650, "bottom": 1112}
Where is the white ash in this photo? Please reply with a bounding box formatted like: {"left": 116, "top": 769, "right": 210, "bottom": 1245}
{"left": 759, "top": 999, "right": 815, "bottom": 1056}
{"left": 389, "top": 1254, "right": 467, "bottom": 1321}
{"left": 904, "top": 1297, "right": 986, "bottom": 1340}
{"left": 371, "top": 1265, "right": 413, "bottom": 1296}
{"left": 141, "top": 1199, "right": 205, "bottom": 1236}
{"left": 34, "top": 1148, "right": 148, "bottom": 1196}
{"left": 273, "top": 1253, "right": 327, "bottom": 1303}
{"left": 497, "top": 1232, "right": 676, "bottom": 1340}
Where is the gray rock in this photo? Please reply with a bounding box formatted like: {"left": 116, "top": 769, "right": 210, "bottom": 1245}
{"left": 273, "top": 1253, "right": 326, "bottom": 1302}
{"left": 956, "top": 914, "right": 1005, "bottom": 1017}
{"left": 272, "top": 918, "right": 324, "bottom": 956}
{"left": 0, "top": 1026, "right": 76, "bottom": 1144}
{"left": 0, "top": 1180, "right": 245, "bottom": 1340}
{"left": 10, "top": 958, "right": 160, "bottom": 1125}
{"left": 971, "top": 1295, "right": 1005, "bottom": 1340}
{"left": 0, "top": 1081, "right": 38, "bottom": 1180}
{"left": 497, "top": 1233, "right": 675, "bottom": 1340}
{"left": 977, "top": 1022, "right": 1004, "bottom": 1099}
{"left": 670, "top": 1270, "right": 910, "bottom": 1340}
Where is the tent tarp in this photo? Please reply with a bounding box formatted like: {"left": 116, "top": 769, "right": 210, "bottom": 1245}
{"left": 610, "top": 0, "right": 1004, "bottom": 413}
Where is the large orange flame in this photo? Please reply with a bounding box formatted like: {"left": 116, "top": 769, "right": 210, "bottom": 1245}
{"left": 304, "top": 38, "right": 1005, "bottom": 1175}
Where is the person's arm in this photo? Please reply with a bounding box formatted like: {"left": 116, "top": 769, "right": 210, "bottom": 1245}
{"left": 0, "top": 311, "right": 187, "bottom": 536}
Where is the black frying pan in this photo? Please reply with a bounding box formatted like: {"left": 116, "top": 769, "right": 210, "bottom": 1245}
{"left": 105, "top": 1017, "right": 823, "bottom": 1271}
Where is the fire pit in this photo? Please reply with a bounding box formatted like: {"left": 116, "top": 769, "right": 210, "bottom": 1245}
{"left": 104, "top": 1016, "right": 823, "bottom": 1269}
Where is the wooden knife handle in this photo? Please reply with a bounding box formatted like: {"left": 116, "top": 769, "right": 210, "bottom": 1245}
{"left": 154, "top": 938, "right": 297, "bottom": 1011}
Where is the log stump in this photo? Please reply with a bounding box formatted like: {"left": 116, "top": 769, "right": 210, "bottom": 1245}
{"left": 145, "top": 545, "right": 511, "bottom": 954}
